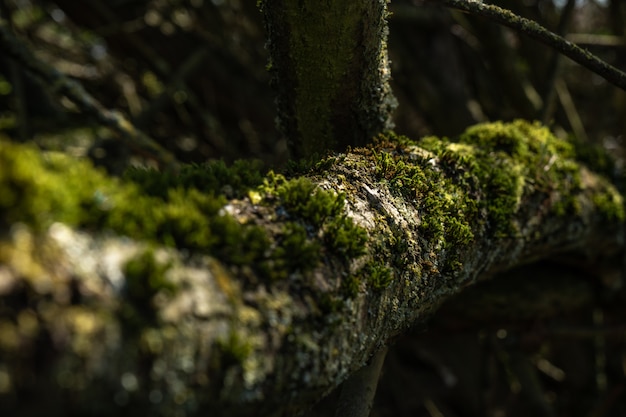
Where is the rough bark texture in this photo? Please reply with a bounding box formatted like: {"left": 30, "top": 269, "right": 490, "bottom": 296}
{"left": 0, "top": 121, "right": 624, "bottom": 417}
{"left": 260, "top": 0, "right": 397, "bottom": 159}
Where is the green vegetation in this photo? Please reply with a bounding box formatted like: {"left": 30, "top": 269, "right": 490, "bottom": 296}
{"left": 121, "top": 249, "right": 176, "bottom": 327}
{"left": 362, "top": 262, "right": 393, "bottom": 291}
{"left": 0, "top": 139, "right": 370, "bottom": 294}
{"left": 125, "top": 159, "right": 266, "bottom": 199}
{"left": 374, "top": 120, "right": 622, "bottom": 256}
{"left": 274, "top": 176, "right": 344, "bottom": 226}
{"left": 1, "top": 120, "right": 622, "bottom": 304}
{"left": 261, "top": 172, "right": 369, "bottom": 264}
{"left": 217, "top": 328, "right": 253, "bottom": 365}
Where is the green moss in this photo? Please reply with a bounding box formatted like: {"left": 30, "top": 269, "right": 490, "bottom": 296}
{"left": 592, "top": 190, "right": 625, "bottom": 221}
{"left": 267, "top": 222, "right": 321, "bottom": 280}
{"left": 570, "top": 136, "right": 623, "bottom": 188}
{"left": 125, "top": 159, "right": 266, "bottom": 199}
{"left": 0, "top": 139, "right": 374, "bottom": 294}
{"left": 0, "top": 143, "right": 115, "bottom": 231}
{"left": 411, "top": 120, "right": 587, "bottom": 238}
{"left": 276, "top": 177, "right": 344, "bottom": 227}
{"left": 373, "top": 138, "right": 477, "bottom": 250}
{"left": 121, "top": 249, "right": 176, "bottom": 325}
{"left": 341, "top": 274, "right": 361, "bottom": 298}
{"left": 260, "top": 172, "right": 369, "bottom": 265}
{"left": 0, "top": 140, "right": 270, "bottom": 273}
{"left": 362, "top": 262, "right": 393, "bottom": 292}
{"left": 324, "top": 216, "right": 368, "bottom": 258}
{"left": 452, "top": 120, "right": 585, "bottom": 232}
{"left": 373, "top": 120, "right": 622, "bottom": 275}
{"left": 217, "top": 328, "right": 252, "bottom": 365}
{"left": 124, "top": 249, "right": 176, "bottom": 297}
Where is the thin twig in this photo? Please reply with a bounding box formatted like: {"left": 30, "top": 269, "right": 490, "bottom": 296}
{"left": 0, "top": 19, "right": 179, "bottom": 169}
{"left": 541, "top": 0, "right": 576, "bottom": 124}
{"left": 430, "top": 0, "right": 626, "bottom": 91}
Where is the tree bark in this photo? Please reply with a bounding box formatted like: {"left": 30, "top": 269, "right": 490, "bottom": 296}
{"left": 0, "top": 121, "right": 623, "bottom": 416}
{"left": 260, "top": 0, "right": 397, "bottom": 159}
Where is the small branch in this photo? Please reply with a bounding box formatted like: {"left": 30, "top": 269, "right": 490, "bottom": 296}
{"left": 0, "top": 19, "right": 179, "bottom": 169}
{"left": 429, "top": 0, "right": 626, "bottom": 91}
{"left": 556, "top": 79, "right": 588, "bottom": 142}
{"left": 334, "top": 346, "right": 388, "bottom": 417}
{"left": 540, "top": 0, "right": 576, "bottom": 124}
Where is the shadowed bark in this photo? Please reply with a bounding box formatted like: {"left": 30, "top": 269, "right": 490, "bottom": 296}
{"left": 260, "top": 0, "right": 397, "bottom": 159}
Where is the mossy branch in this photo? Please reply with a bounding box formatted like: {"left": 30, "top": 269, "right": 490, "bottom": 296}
{"left": 430, "top": 0, "right": 626, "bottom": 91}
{"left": 0, "top": 121, "right": 624, "bottom": 416}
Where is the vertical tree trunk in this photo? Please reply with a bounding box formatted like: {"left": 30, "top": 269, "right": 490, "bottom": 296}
{"left": 260, "top": 0, "right": 397, "bottom": 159}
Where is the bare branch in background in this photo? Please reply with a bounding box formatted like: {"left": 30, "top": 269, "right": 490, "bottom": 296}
{"left": 431, "top": 0, "right": 626, "bottom": 91}
{"left": 0, "top": 19, "right": 180, "bottom": 169}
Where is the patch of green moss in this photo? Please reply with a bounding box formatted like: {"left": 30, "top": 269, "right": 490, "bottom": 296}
{"left": 373, "top": 139, "right": 477, "bottom": 250}
{"left": 266, "top": 222, "right": 321, "bottom": 280}
{"left": 411, "top": 120, "right": 587, "bottom": 238}
{"left": 592, "top": 190, "right": 625, "bottom": 221}
{"left": 0, "top": 139, "right": 373, "bottom": 294}
{"left": 216, "top": 328, "right": 252, "bottom": 366}
{"left": 452, "top": 120, "right": 586, "bottom": 231}
{"left": 341, "top": 274, "right": 361, "bottom": 298}
{"left": 0, "top": 140, "right": 271, "bottom": 274}
{"left": 570, "top": 137, "right": 623, "bottom": 187}
{"left": 373, "top": 120, "right": 622, "bottom": 273}
{"left": 316, "top": 292, "right": 345, "bottom": 315}
{"left": 260, "top": 172, "right": 369, "bottom": 264}
{"left": 276, "top": 177, "right": 344, "bottom": 227}
{"left": 324, "top": 216, "right": 368, "bottom": 258}
{"left": 362, "top": 262, "right": 393, "bottom": 292}
{"left": 0, "top": 142, "right": 114, "bottom": 231}
{"left": 125, "top": 159, "right": 266, "bottom": 199}
{"left": 121, "top": 249, "right": 176, "bottom": 326}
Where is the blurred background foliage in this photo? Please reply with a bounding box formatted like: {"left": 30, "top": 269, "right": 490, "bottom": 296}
{"left": 1, "top": 0, "right": 625, "bottom": 170}
{"left": 1, "top": 0, "right": 626, "bottom": 416}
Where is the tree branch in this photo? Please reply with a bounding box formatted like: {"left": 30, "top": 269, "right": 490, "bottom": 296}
{"left": 430, "top": 0, "right": 626, "bottom": 91}
{"left": 0, "top": 121, "right": 623, "bottom": 416}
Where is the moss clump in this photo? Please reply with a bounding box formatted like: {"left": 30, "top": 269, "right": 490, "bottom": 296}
{"left": 125, "top": 159, "right": 266, "bottom": 199}
{"left": 592, "top": 190, "right": 625, "bottom": 221}
{"left": 121, "top": 249, "right": 176, "bottom": 326}
{"left": 412, "top": 120, "right": 588, "bottom": 238}
{"left": 0, "top": 142, "right": 117, "bottom": 231}
{"left": 216, "top": 328, "right": 253, "bottom": 366}
{"left": 268, "top": 222, "right": 321, "bottom": 280}
{"left": 373, "top": 137, "right": 476, "bottom": 250}
{"left": 273, "top": 175, "right": 344, "bottom": 227}
{"left": 362, "top": 262, "right": 393, "bottom": 292}
{"left": 324, "top": 216, "right": 368, "bottom": 258}
{"left": 124, "top": 249, "right": 176, "bottom": 298}
{"left": 374, "top": 120, "right": 622, "bottom": 274}
{"left": 0, "top": 140, "right": 269, "bottom": 269}
{"left": 0, "top": 140, "right": 370, "bottom": 290}
{"left": 261, "top": 172, "right": 368, "bottom": 263}
{"left": 341, "top": 274, "right": 361, "bottom": 298}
